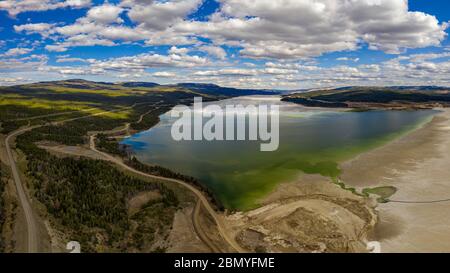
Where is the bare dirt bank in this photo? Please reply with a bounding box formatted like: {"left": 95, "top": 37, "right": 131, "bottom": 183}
{"left": 225, "top": 174, "right": 377, "bottom": 253}
{"left": 341, "top": 109, "right": 450, "bottom": 252}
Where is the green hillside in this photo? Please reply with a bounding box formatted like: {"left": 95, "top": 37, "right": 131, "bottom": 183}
{"left": 282, "top": 86, "right": 450, "bottom": 108}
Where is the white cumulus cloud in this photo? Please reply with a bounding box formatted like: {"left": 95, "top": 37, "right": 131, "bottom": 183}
{"left": 0, "top": 0, "right": 91, "bottom": 16}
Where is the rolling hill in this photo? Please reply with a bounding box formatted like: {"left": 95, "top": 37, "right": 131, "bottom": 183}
{"left": 282, "top": 86, "right": 450, "bottom": 109}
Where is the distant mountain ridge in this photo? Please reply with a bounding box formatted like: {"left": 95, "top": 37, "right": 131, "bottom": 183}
{"left": 174, "top": 82, "right": 278, "bottom": 96}
{"left": 7, "top": 80, "right": 450, "bottom": 103}
{"left": 11, "top": 79, "right": 280, "bottom": 97}
{"left": 331, "top": 86, "right": 450, "bottom": 92}
{"left": 120, "top": 82, "right": 160, "bottom": 88}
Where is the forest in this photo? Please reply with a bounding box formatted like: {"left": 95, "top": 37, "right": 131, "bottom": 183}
{"left": 0, "top": 80, "right": 239, "bottom": 252}
{"left": 17, "top": 128, "right": 180, "bottom": 252}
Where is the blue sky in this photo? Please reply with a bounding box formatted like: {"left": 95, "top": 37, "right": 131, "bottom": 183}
{"left": 1, "top": 0, "right": 450, "bottom": 89}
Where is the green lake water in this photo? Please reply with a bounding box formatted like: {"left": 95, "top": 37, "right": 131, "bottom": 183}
{"left": 122, "top": 96, "right": 437, "bottom": 210}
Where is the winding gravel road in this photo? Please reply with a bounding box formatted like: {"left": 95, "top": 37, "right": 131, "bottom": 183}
{"left": 5, "top": 102, "right": 245, "bottom": 253}
{"left": 4, "top": 104, "right": 147, "bottom": 252}
{"left": 89, "top": 135, "right": 245, "bottom": 253}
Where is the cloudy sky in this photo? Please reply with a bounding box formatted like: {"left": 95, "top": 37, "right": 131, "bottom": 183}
{"left": 1, "top": 0, "right": 450, "bottom": 89}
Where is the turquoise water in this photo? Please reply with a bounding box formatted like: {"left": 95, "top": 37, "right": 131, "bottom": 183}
{"left": 122, "top": 96, "right": 436, "bottom": 210}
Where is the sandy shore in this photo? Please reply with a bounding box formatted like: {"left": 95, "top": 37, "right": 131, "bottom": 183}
{"left": 341, "top": 109, "right": 450, "bottom": 252}
{"left": 225, "top": 174, "right": 377, "bottom": 253}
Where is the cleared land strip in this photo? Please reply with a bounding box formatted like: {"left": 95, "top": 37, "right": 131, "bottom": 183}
{"left": 11, "top": 108, "right": 99, "bottom": 121}
{"left": 4, "top": 103, "right": 149, "bottom": 252}
{"left": 6, "top": 102, "right": 245, "bottom": 253}
{"left": 89, "top": 135, "right": 245, "bottom": 253}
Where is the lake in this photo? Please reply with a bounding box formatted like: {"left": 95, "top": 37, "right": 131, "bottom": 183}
{"left": 122, "top": 96, "right": 437, "bottom": 210}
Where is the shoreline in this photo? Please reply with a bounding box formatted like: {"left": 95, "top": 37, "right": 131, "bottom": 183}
{"left": 235, "top": 107, "right": 446, "bottom": 252}
{"left": 125, "top": 97, "right": 436, "bottom": 211}
{"left": 340, "top": 108, "right": 450, "bottom": 252}
{"left": 224, "top": 173, "right": 378, "bottom": 252}
{"left": 42, "top": 98, "right": 447, "bottom": 252}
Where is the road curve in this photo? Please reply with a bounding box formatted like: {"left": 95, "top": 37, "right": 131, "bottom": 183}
{"left": 89, "top": 135, "right": 246, "bottom": 253}
{"left": 3, "top": 103, "right": 147, "bottom": 253}
{"left": 192, "top": 200, "right": 221, "bottom": 253}
{"left": 5, "top": 126, "right": 41, "bottom": 252}
{"left": 5, "top": 102, "right": 245, "bottom": 253}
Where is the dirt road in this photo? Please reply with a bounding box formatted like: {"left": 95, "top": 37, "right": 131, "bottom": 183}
{"left": 192, "top": 200, "right": 221, "bottom": 253}
{"left": 89, "top": 135, "right": 246, "bottom": 253}
{"left": 4, "top": 103, "right": 149, "bottom": 252}
{"left": 5, "top": 101, "right": 245, "bottom": 253}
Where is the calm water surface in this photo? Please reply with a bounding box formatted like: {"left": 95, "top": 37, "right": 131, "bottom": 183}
{"left": 122, "top": 96, "right": 436, "bottom": 210}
